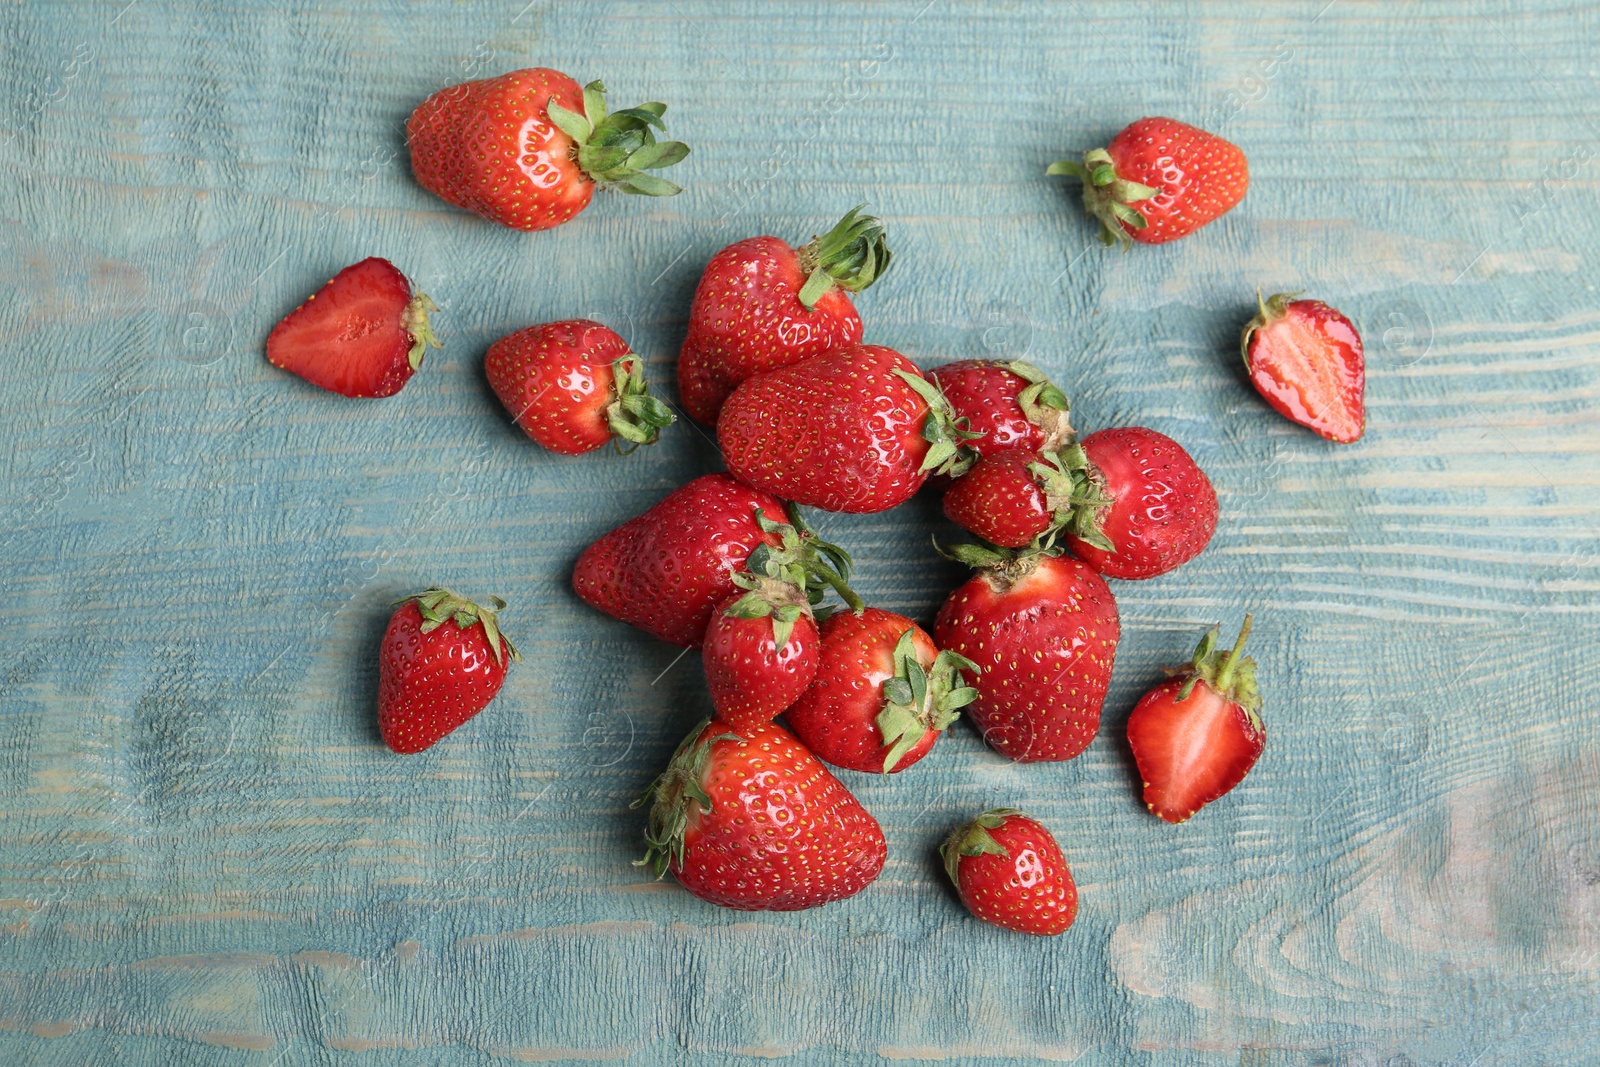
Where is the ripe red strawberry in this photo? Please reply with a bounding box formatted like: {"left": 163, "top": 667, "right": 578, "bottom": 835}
{"left": 572, "top": 476, "right": 855, "bottom": 648}
{"left": 1127, "top": 615, "right": 1265, "bottom": 823}
{"left": 1048, "top": 117, "right": 1248, "bottom": 246}
{"left": 718, "top": 344, "right": 977, "bottom": 513}
{"left": 407, "top": 70, "right": 689, "bottom": 232}
{"left": 941, "top": 451, "right": 1057, "bottom": 549}
{"left": 1064, "top": 428, "right": 1218, "bottom": 580}
{"left": 934, "top": 547, "right": 1119, "bottom": 762}
{"left": 266, "top": 257, "right": 440, "bottom": 398}
{"left": 678, "top": 207, "right": 891, "bottom": 425}
{"left": 940, "top": 809, "right": 1077, "bottom": 936}
{"left": 485, "top": 319, "right": 674, "bottom": 455}
{"left": 377, "top": 589, "right": 519, "bottom": 754}
{"left": 784, "top": 607, "right": 977, "bottom": 774}
{"left": 1241, "top": 291, "right": 1366, "bottom": 443}
{"left": 636, "top": 719, "right": 887, "bottom": 911}
{"left": 927, "top": 360, "right": 1074, "bottom": 459}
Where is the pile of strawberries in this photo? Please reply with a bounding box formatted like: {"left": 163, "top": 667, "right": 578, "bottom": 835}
{"left": 265, "top": 69, "right": 1368, "bottom": 935}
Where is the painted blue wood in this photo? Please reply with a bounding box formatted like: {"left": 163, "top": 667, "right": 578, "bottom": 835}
{"left": 1, "top": 1, "right": 1598, "bottom": 1063}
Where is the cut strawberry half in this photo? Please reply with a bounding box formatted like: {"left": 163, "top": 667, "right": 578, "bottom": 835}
{"left": 1241, "top": 291, "right": 1365, "bottom": 443}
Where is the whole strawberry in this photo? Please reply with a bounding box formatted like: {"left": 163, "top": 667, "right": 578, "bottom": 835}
{"left": 378, "top": 589, "right": 519, "bottom": 754}
{"left": 486, "top": 319, "right": 674, "bottom": 455}
{"left": 934, "top": 546, "right": 1119, "bottom": 762}
{"left": 940, "top": 450, "right": 1065, "bottom": 549}
{"left": 636, "top": 719, "right": 887, "bottom": 911}
{"left": 785, "top": 607, "right": 977, "bottom": 774}
{"left": 266, "top": 257, "right": 440, "bottom": 398}
{"left": 1048, "top": 117, "right": 1248, "bottom": 246}
{"left": 407, "top": 70, "right": 688, "bottom": 231}
{"left": 1128, "top": 615, "right": 1265, "bottom": 823}
{"left": 678, "top": 207, "right": 891, "bottom": 425}
{"left": 1063, "top": 429, "right": 1218, "bottom": 579}
{"left": 718, "top": 344, "right": 976, "bottom": 513}
{"left": 572, "top": 476, "right": 854, "bottom": 648}
{"left": 1241, "top": 291, "right": 1366, "bottom": 443}
{"left": 940, "top": 809, "right": 1077, "bottom": 936}
{"left": 928, "top": 360, "right": 1074, "bottom": 459}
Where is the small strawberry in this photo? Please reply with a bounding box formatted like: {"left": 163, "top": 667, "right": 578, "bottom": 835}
{"left": 678, "top": 207, "right": 891, "bottom": 425}
{"left": 377, "top": 589, "right": 519, "bottom": 754}
{"left": 407, "top": 70, "right": 688, "bottom": 232}
{"left": 934, "top": 545, "right": 1119, "bottom": 762}
{"left": 784, "top": 607, "right": 978, "bottom": 774}
{"left": 940, "top": 809, "right": 1077, "bottom": 936}
{"left": 927, "top": 360, "right": 1075, "bottom": 460}
{"left": 1063, "top": 428, "right": 1218, "bottom": 580}
{"left": 572, "top": 476, "right": 855, "bottom": 648}
{"left": 940, "top": 450, "right": 1060, "bottom": 549}
{"left": 266, "top": 257, "right": 440, "bottom": 398}
{"left": 636, "top": 719, "right": 887, "bottom": 911}
{"left": 1048, "top": 117, "right": 1248, "bottom": 246}
{"left": 1241, "top": 291, "right": 1366, "bottom": 443}
{"left": 485, "top": 319, "right": 674, "bottom": 455}
{"left": 718, "top": 344, "right": 977, "bottom": 513}
{"left": 1127, "top": 615, "right": 1265, "bottom": 823}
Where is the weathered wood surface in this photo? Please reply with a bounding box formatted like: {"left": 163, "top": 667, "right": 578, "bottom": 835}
{"left": 1, "top": 0, "right": 1597, "bottom": 1063}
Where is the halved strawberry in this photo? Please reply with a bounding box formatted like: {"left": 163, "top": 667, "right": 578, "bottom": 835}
{"left": 1241, "top": 291, "right": 1366, "bottom": 443}
{"left": 266, "top": 257, "right": 440, "bottom": 398}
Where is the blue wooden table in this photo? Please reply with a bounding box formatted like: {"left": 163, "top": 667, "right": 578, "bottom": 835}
{"left": 2, "top": 1, "right": 1597, "bottom": 1063}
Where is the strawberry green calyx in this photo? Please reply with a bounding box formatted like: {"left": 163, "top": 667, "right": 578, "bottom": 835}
{"left": 1239, "top": 288, "right": 1308, "bottom": 367}
{"left": 1006, "top": 360, "right": 1075, "bottom": 451}
{"left": 937, "top": 538, "right": 1057, "bottom": 591}
{"left": 606, "top": 354, "right": 677, "bottom": 453}
{"left": 723, "top": 571, "right": 813, "bottom": 652}
{"left": 876, "top": 630, "right": 979, "bottom": 773}
{"left": 402, "top": 293, "right": 443, "bottom": 371}
{"left": 894, "top": 369, "right": 982, "bottom": 479}
{"left": 749, "top": 505, "right": 866, "bottom": 616}
{"left": 796, "top": 205, "right": 893, "bottom": 310}
{"left": 1174, "top": 614, "right": 1261, "bottom": 721}
{"left": 1047, "top": 149, "right": 1159, "bottom": 249}
{"left": 939, "top": 807, "right": 1024, "bottom": 887}
{"left": 398, "top": 588, "right": 522, "bottom": 666}
{"left": 634, "top": 719, "right": 741, "bottom": 877}
{"left": 546, "top": 80, "right": 690, "bottom": 196}
{"left": 1029, "top": 444, "right": 1116, "bottom": 552}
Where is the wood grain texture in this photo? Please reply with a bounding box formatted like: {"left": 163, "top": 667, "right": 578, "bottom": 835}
{"left": 2, "top": 0, "right": 1598, "bottom": 1063}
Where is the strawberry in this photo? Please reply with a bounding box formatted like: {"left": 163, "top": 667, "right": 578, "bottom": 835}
{"left": 1127, "top": 615, "right": 1265, "bottom": 823}
{"left": 1047, "top": 117, "right": 1248, "bottom": 246}
{"left": 265, "top": 257, "right": 440, "bottom": 398}
{"left": 940, "top": 450, "right": 1058, "bottom": 549}
{"left": 933, "top": 546, "right": 1119, "bottom": 762}
{"left": 1063, "top": 428, "right": 1218, "bottom": 580}
{"left": 377, "top": 589, "right": 519, "bottom": 754}
{"left": 636, "top": 719, "right": 887, "bottom": 911}
{"left": 1241, "top": 291, "right": 1366, "bottom": 443}
{"left": 407, "top": 70, "right": 688, "bottom": 232}
{"left": 927, "top": 360, "right": 1075, "bottom": 460}
{"left": 784, "top": 607, "right": 977, "bottom": 774}
{"left": 940, "top": 809, "right": 1077, "bottom": 936}
{"left": 485, "top": 319, "right": 674, "bottom": 455}
{"left": 718, "top": 344, "right": 977, "bottom": 513}
{"left": 572, "top": 476, "right": 855, "bottom": 648}
{"left": 678, "top": 207, "right": 891, "bottom": 425}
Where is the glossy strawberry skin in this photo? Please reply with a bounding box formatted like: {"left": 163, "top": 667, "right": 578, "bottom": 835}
{"left": 486, "top": 319, "right": 630, "bottom": 454}
{"left": 784, "top": 608, "right": 943, "bottom": 774}
{"left": 942, "top": 451, "right": 1053, "bottom": 549}
{"left": 407, "top": 68, "right": 594, "bottom": 232}
{"left": 703, "top": 596, "right": 820, "bottom": 730}
{"left": 718, "top": 344, "right": 937, "bottom": 514}
{"left": 667, "top": 720, "right": 887, "bottom": 911}
{"left": 1243, "top": 298, "right": 1366, "bottom": 443}
{"left": 678, "top": 236, "right": 864, "bottom": 426}
{"left": 1105, "top": 118, "right": 1249, "bottom": 244}
{"left": 934, "top": 554, "right": 1119, "bottom": 762}
{"left": 266, "top": 258, "right": 433, "bottom": 399}
{"left": 928, "top": 360, "right": 1047, "bottom": 458}
{"left": 1127, "top": 676, "right": 1265, "bottom": 823}
{"left": 946, "top": 813, "right": 1078, "bottom": 936}
{"left": 1065, "top": 428, "right": 1218, "bottom": 580}
{"left": 572, "top": 474, "right": 789, "bottom": 648}
{"left": 377, "top": 602, "right": 509, "bottom": 754}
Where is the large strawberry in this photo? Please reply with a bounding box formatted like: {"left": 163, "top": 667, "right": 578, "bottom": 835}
{"left": 485, "top": 319, "right": 674, "bottom": 455}
{"left": 927, "top": 360, "right": 1074, "bottom": 459}
{"left": 572, "top": 475, "right": 854, "bottom": 648}
{"left": 934, "top": 546, "right": 1119, "bottom": 762}
{"left": 784, "top": 607, "right": 977, "bottom": 774}
{"left": 1127, "top": 615, "right": 1265, "bottom": 823}
{"left": 1241, "top": 291, "right": 1366, "bottom": 443}
{"left": 407, "top": 70, "right": 689, "bottom": 231}
{"left": 1047, "top": 117, "right": 1248, "bottom": 246}
{"left": 678, "top": 207, "right": 891, "bottom": 425}
{"left": 636, "top": 719, "right": 887, "bottom": 911}
{"left": 940, "top": 809, "right": 1078, "bottom": 936}
{"left": 718, "top": 344, "right": 976, "bottom": 513}
{"left": 266, "top": 257, "right": 440, "bottom": 398}
{"left": 377, "top": 589, "right": 519, "bottom": 754}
